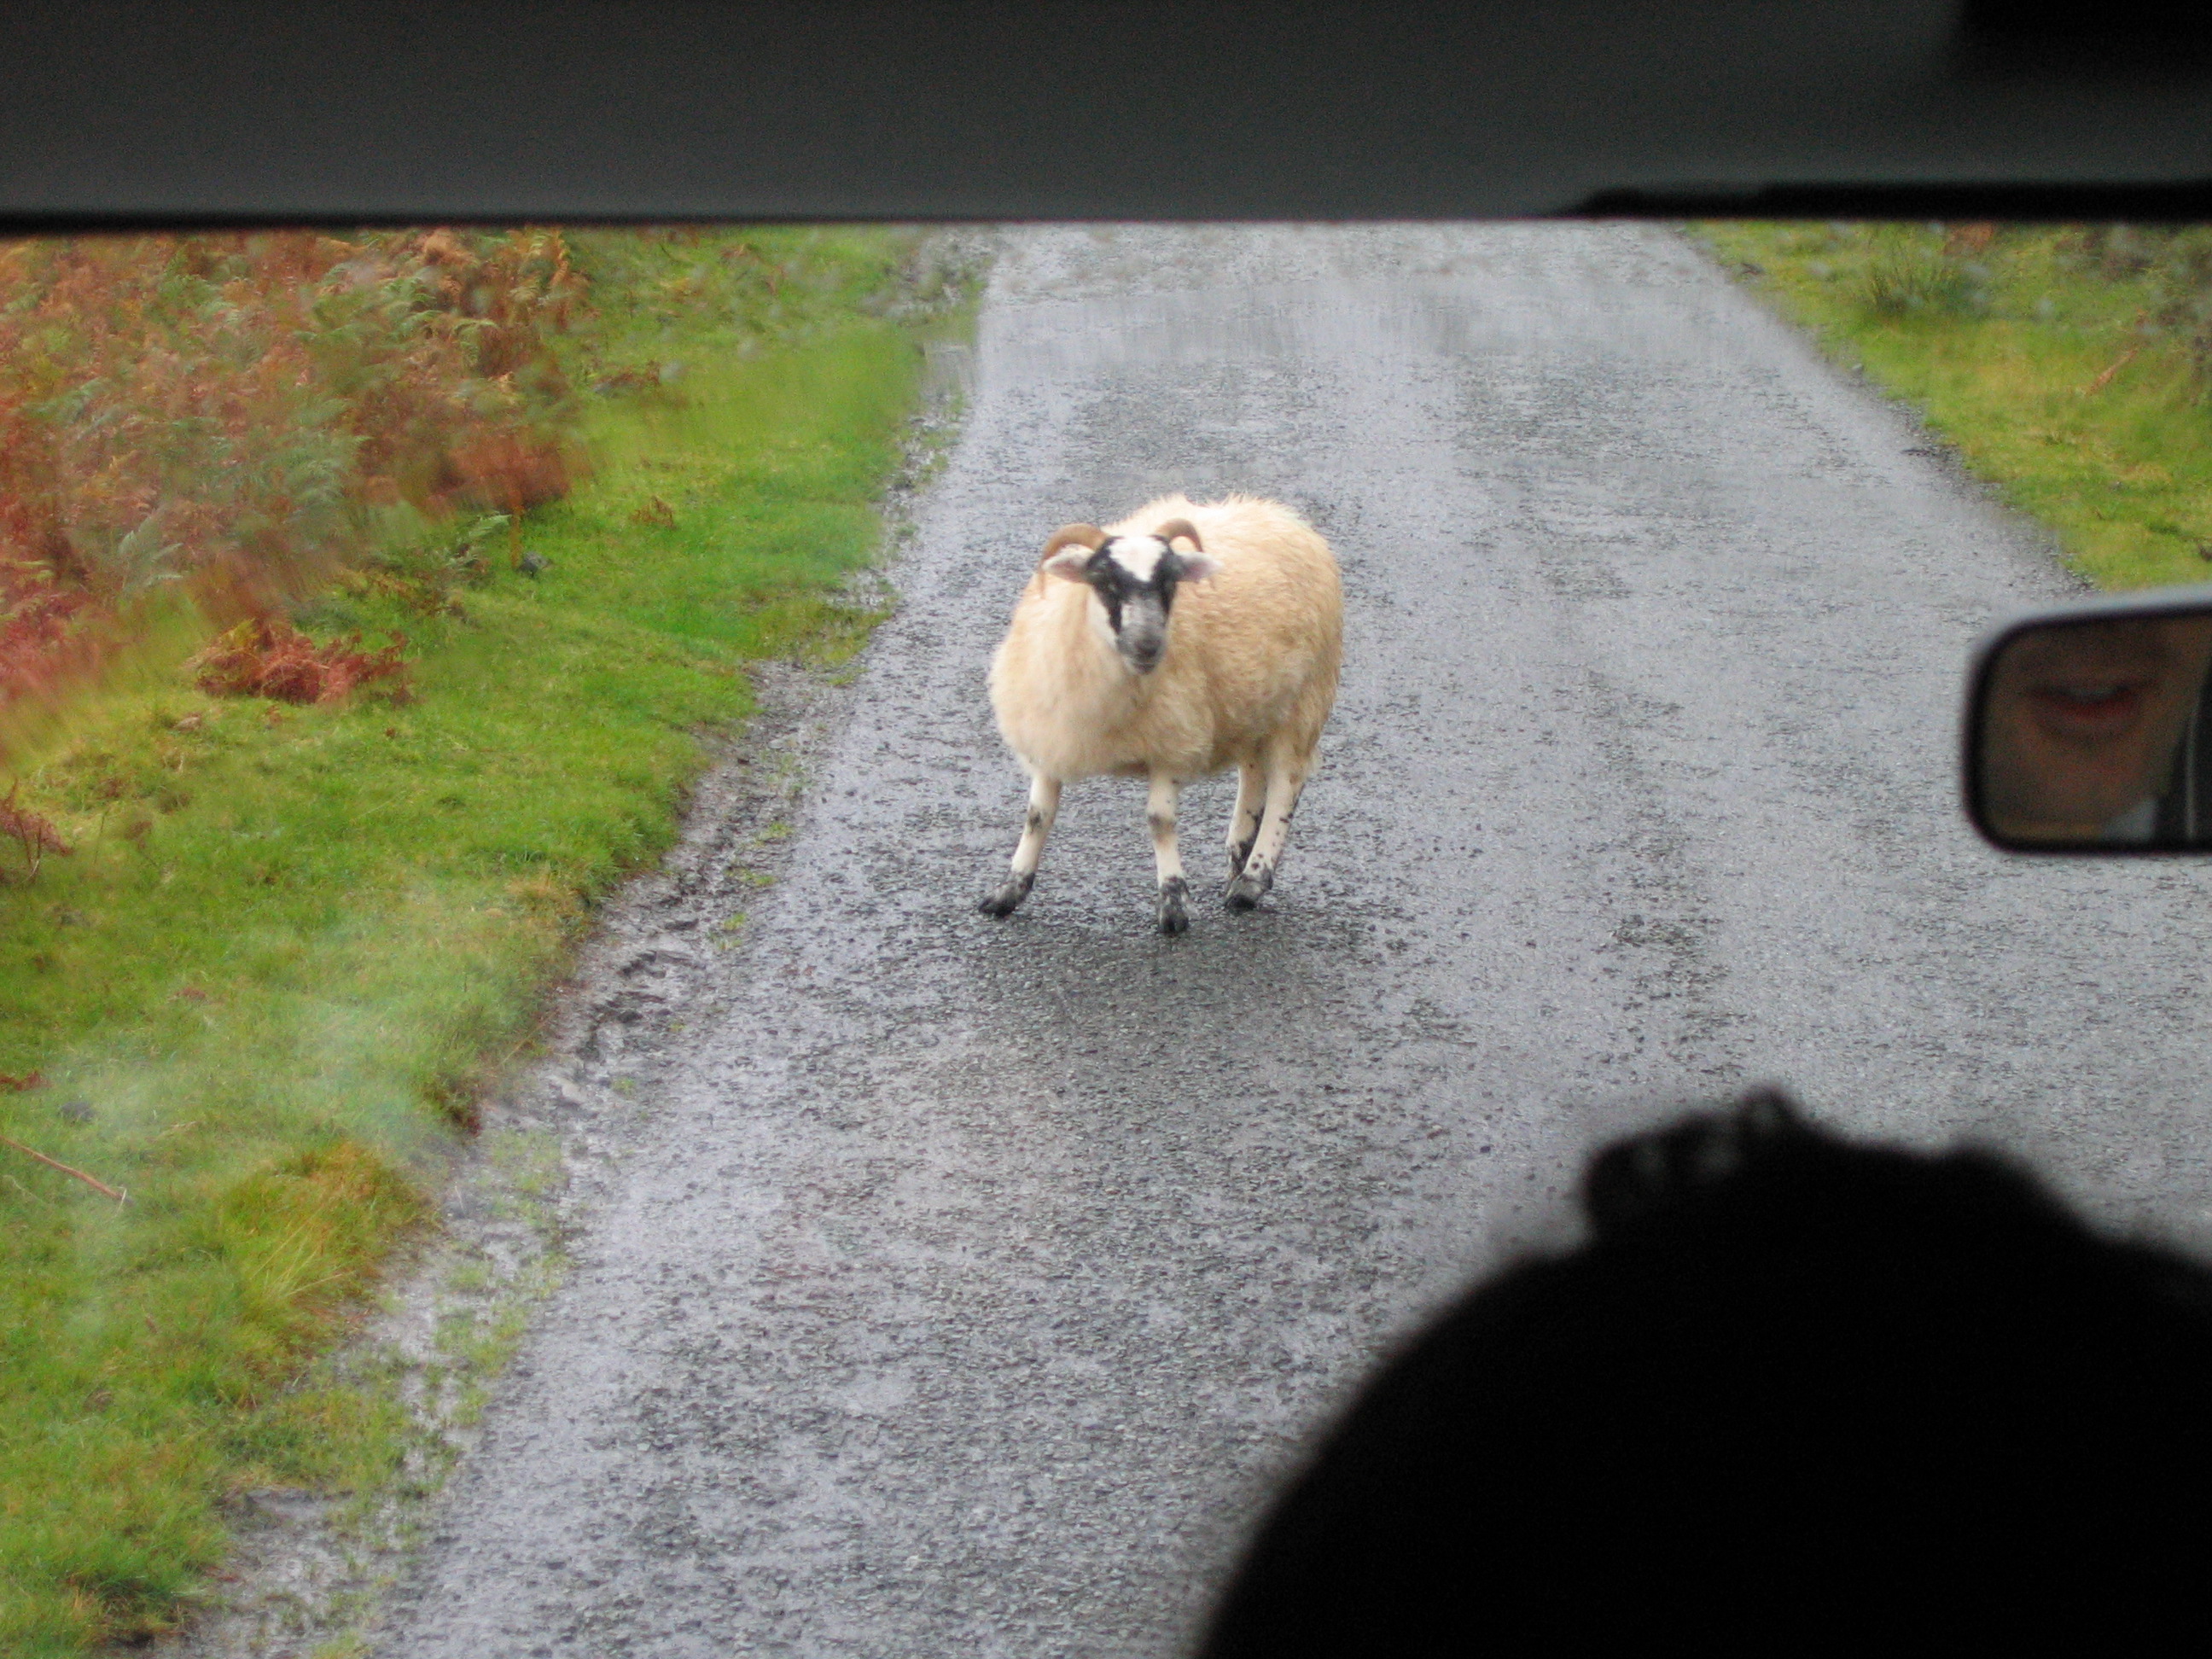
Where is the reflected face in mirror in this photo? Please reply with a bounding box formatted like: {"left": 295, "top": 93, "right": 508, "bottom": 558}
{"left": 1978, "top": 614, "right": 2212, "bottom": 845}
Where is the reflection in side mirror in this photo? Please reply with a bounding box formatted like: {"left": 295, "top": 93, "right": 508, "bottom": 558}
{"left": 1967, "top": 587, "right": 2212, "bottom": 853}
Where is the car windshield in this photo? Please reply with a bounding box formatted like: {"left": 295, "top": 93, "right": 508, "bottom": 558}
{"left": 4, "top": 219, "right": 2208, "bottom": 1652}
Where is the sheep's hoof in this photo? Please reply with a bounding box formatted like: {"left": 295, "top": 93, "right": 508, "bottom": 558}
{"left": 1225, "top": 864, "right": 1273, "bottom": 911}
{"left": 979, "top": 875, "right": 1033, "bottom": 917}
{"left": 1158, "top": 878, "right": 1191, "bottom": 935}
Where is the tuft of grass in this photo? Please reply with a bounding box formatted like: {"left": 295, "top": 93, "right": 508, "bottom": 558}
{"left": 1848, "top": 227, "right": 1992, "bottom": 318}
{"left": 0, "top": 226, "right": 950, "bottom": 1653}
{"left": 1695, "top": 221, "right": 2212, "bottom": 591}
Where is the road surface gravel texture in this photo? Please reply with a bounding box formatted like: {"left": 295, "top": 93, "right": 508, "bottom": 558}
{"left": 380, "top": 226, "right": 2212, "bottom": 1656}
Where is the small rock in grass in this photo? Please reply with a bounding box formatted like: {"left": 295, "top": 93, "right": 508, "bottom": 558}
{"left": 56, "top": 1100, "right": 93, "bottom": 1124}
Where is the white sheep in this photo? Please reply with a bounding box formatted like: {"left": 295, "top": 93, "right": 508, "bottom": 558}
{"left": 979, "top": 492, "right": 1343, "bottom": 934}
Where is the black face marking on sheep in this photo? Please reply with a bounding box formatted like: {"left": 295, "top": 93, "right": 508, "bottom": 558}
{"left": 1088, "top": 536, "right": 1190, "bottom": 674}
{"left": 1040, "top": 527, "right": 1220, "bottom": 676}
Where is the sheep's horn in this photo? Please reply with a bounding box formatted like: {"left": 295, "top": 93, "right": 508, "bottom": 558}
{"left": 1152, "top": 518, "right": 1203, "bottom": 552}
{"left": 1039, "top": 523, "right": 1107, "bottom": 562}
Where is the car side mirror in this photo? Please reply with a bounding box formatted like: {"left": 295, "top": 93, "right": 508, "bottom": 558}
{"left": 1966, "top": 586, "right": 2212, "bottom": 852}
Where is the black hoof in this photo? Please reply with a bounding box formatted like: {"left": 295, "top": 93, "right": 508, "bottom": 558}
{"left": 980, "top": 875, "right": 1033, "bottom": 917}
{"left": 1158, "top": 876, "right": 1191, "bottom": 934}
{"left": 1225, "top": 864, "right": 1272, "bottom": 911}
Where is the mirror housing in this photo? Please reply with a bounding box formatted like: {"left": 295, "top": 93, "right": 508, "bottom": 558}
{"left": 1966, "top": 585, "right": 2212, "bottom": 853}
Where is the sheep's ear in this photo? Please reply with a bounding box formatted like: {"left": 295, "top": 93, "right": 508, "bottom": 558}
{"left": 1174, "top": 552, "right": 1223, "bottom": 583}
{"left": 1041, "top": 547, "right": 1095, "bottom": 583}
{"left": 1039, "top": 522, "right": 1105, "bottom": 582}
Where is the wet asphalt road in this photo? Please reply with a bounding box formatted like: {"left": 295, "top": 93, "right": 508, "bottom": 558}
{"left": 380, "top": 226, "right": 2212, "bottom": 1656}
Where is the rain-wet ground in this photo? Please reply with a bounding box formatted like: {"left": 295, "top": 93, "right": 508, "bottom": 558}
{"left": 374, "top": 224, "right": 2212, "bottom": 1656}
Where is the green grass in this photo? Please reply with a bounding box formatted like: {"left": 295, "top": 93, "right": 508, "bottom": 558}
{"left": 0, "top": 227, "right": 950, "bottom": 1652}
{"left": 1695, "top": 222, "right": 2212, "bottom": 591}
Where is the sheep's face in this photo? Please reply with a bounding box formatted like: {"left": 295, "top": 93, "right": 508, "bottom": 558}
{"left": 1043, "top": 533, "right": 1220, "bottom": 675}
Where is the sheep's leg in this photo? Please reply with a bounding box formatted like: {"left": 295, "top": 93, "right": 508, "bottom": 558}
{"left": 1225, "top": 749, "right": 1308, "bottom": 911}
{"left": 1226, "top": 760, "right": 1265, "bottom": 879}
{"left": 980, "top": 774, "right": 1060, "bottom": 917}
{"left": 1148, "top": 772, "right": 1191, "bottom": 935}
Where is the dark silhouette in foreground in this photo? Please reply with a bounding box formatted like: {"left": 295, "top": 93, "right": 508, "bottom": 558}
{"left": 1202, "top": 1091, "right": 2212, "bottom": 1650}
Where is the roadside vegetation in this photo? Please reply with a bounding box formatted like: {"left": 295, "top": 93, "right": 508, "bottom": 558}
{"left": 0, "top": 224, "right": 969, "bottom": 1652}
{"left": 1696, "top": 222, "right": 2212, "bottom": 591}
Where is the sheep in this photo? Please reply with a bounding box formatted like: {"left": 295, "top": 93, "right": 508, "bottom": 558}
{"left": 978, "top": 492, "right": 1343, "bottom": 934}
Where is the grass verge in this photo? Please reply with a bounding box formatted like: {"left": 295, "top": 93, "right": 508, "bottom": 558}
{"left": 1693, "top": 222, "right": 2212, "bottom": 591}
{"left": 0, "top": 226, "right": 974, "bottom": 1653}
